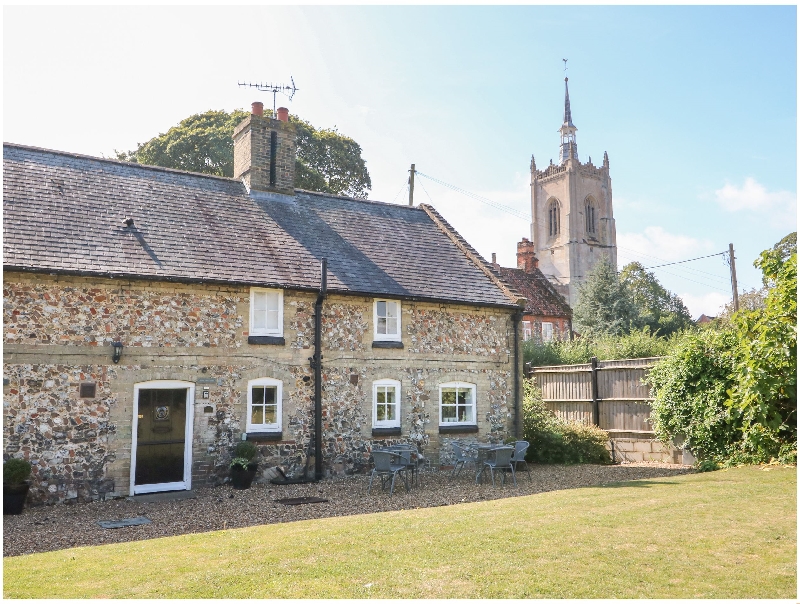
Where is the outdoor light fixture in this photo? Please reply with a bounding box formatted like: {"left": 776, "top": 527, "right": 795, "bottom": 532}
{"left": 111, "top": 342, "right": 124, "bottom": 364}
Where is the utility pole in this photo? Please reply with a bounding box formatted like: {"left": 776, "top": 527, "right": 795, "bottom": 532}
{"left": 729, "top": 243, "right": 739, "bottom": 312}
{"left": 408, "top": 164, "right": 416, "bottom": 206}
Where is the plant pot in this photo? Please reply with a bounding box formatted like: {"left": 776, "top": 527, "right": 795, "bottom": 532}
{"left": 4, "top": 482, "right": 30, "bottom": 515}
{"left": 230, "top": 464, "right": 258, "bottom": 490}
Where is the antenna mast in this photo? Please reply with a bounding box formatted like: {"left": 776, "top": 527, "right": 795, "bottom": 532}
{"left": 238, "top": 77, "right": 299, "bottom": 115}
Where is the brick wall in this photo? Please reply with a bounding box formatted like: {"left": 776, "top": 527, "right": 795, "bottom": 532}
{"left": 3, "top": 272, "right": 520, "bottom": 504}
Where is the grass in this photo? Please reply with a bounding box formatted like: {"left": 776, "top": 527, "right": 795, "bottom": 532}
{"left": 4, "top": 466, "right": 796, "bottom": 598}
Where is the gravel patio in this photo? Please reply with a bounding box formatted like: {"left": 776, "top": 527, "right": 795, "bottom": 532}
{"left": 4, "top": 462, "right": 692, "bottom": 558}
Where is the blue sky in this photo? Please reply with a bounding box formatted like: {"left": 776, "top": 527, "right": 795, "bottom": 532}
{"left": 4, "top": 5, "right": 796, "bottom": 318}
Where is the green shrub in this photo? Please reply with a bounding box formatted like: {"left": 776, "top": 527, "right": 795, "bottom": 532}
{"left": 646, "top": 328, "right": 739, "bottom": 463}
{"left": 524, "top": 328, "right": 675, "bottom": 368}
{"left": 522, "top": 381, "right": 611, "bottom": 465}
{"left": 233, "top": 441, "right": 258, "bottom": 461}
{"left": 4, "top": 458, "right": 31, "bottom": 486}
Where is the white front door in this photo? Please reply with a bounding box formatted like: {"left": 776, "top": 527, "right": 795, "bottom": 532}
{"left": 131, "top": 381, "right": 195, "bottom": 495}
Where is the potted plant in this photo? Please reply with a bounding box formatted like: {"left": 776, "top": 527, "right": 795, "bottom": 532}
{"left": 229, "top": 441, "right": 259, "bottom": 490}
{"left": 4, "top": 458, "right": 32, "bottom": 515}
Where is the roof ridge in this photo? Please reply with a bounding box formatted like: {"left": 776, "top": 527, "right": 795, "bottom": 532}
{"left": 495, "top": 264, "right": 572, "bottom": 316}
{"left": 3, "top": 142, "right": 240, "bottom": 183}
{"left": 418, "top": 203, "right": 526, "bottom": 308}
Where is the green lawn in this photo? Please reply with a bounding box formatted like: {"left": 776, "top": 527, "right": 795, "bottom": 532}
{"left": 4, "top": 466, "right": 796, "bottom": 598}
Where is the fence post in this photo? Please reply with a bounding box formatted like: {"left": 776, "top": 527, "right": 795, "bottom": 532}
{"left": 591, "top": 356, "right": 600, "bottom": 426}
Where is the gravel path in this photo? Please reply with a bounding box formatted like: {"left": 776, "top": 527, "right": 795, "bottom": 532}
{"left": 4, "top": 462, "right": 692, "bottom": 558}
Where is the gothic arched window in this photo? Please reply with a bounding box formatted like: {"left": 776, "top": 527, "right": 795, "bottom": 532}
{"left": 548, "top": 199, "right": 560, "bottom": 238}
{"left": 585, "top": 198, "right": 596, "bottom": 234}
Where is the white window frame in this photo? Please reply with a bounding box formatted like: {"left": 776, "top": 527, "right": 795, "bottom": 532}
{"left": 246, "top": 377, "right": 283, "bottom": 433}
{"left": 249, "top": 288, "right": 284, "bottom": 337}
{"left": 373, "top": 299, "right": 402, "bottom": 341}
{"left": 542, "top": 322, "right": 554, "bottom": 343}
{"left": 522, "top": 320, "right": 532, "bottom": 341}
{"left": 438, "top": 382, "right": 477, "bottom": 427}
{"left": 372, "top": 379, "right": 401, "bottom": 429}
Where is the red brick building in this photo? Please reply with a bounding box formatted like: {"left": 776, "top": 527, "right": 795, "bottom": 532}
{"left": 494, "top": 239, "right": 572, "bottom": 343}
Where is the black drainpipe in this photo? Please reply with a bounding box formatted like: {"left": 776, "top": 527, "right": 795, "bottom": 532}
{"left": 313, "top": 259, "right": 327, "bottom": 480}
{"left": 513, "top": 310, "right": 522, "bottom": 439}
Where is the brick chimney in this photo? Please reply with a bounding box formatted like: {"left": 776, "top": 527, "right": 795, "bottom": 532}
{"left": 517, "top": 238, "right": 538, "bottom": 273}
{"left": 233, "top": 103, "right": 296, "bottom": 195}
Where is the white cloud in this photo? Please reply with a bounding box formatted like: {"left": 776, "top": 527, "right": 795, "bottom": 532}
{"left": 617, "top": 226, "right": 714, "bottom": 264}
{"left": 679, "top": 291, "right": 731, "bottom": 320}
{"left": 714, "top": 177, "right": 796, "bottom": 226}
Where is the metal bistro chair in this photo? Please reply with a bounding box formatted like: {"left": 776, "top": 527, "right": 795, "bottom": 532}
{"left": 389, "top": 444, "right": 423, "bottom": 487}
{"left": 451, "top": 443, "right": 477, "bottom": 478}
{"left": 510, "top": 440, "right": 531, "bottom": 482}
{"left": 368, "top": 450, "right": 409, "bottom": 496}
{"left": 482, "top": 446, "right": 517, "bottom": 487}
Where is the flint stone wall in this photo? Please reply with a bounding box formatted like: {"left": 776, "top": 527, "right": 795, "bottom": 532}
{"left": 4, "top": 272, "right": 519, "bottom": 504}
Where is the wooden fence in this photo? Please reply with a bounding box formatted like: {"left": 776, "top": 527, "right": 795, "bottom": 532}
{"left": 528, "top": 357, "right": 661, "bottom": 437}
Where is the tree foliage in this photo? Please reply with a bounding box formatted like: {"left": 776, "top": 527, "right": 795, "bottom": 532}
{"left": 116, "top": 109, "right": 372, "bottom": 199}
{"left": 620, "top": 262, "right": 693, "bottom": 336}
{"left": 647, "top": 236, "right": 797, "bottom": 465}
{"left": 573, "top": 258, "right": 638, "bottom": 338}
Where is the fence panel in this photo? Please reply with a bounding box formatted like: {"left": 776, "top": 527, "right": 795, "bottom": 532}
{"left": 531, "top": 357, "right": 661, "bottom": 435}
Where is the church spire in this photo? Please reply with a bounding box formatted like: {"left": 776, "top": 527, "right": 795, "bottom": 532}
{"left": 564, "top": 77, "right": 575, "bottom": 127}
{"left": 559, "top": 76, "right": 578, "bottom": 164}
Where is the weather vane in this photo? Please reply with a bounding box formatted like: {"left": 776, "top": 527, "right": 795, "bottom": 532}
{"left": 238, "top": 77, "right": 299, "bottom": 115}
{"left": 563, "top": 58, "right": 568, "bottom": 72}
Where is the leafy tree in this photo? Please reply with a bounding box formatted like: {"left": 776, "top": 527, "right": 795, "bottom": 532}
{"left": 647, "top": 238, "right": 797, "bottom": 466}
{"left": 719, "top": 286, "right": 769, "bottom": 319}
{"left": 573, "top": 258, "right": 638, "bottom": 338}
{"left": 728, "top": 246, "right": 797, "bottom": 463}
{"left": 523, "top": 329, "right": 674, "bottom": 367}
{"left": 771, "top": 231, "right": 796, "bottom": 263}
{"left": 620, "top": 262, "right": 693, "bottom": 336}
{"left": 116, "top": 109, "right": 372, "bottom": 199}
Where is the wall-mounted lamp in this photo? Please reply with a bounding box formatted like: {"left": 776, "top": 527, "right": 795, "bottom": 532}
{"left": 111, "top": 342, "right": 124, "bottom": 364}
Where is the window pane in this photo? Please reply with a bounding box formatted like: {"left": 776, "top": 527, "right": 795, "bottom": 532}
{"left": 377, "top": 404, "right": 386, "bottom": 421}
{"left": 386, "top": 301, "right": 397, "bottom": 319}
{"left": 377, "top": 317, "right": 387, "bottom": 334}
{"left": 456, "top": 390, "right": 467, "bottom": 405}
{"left": 386, "top": 403, "right": 396, "bottom": 421}
{"left": 377, "top": 389, "right": 386, "bottom": 404}
{"left": 442, "top": 405, "right": 456, "bottom": 421}
{"left": 263, "top": 404, "right": 276, "bottom": 424}
{"left": 251, "top": 406, "right": 263, "bottom": 425}
{"left": 441, "top": 389, "right": 456, "bottom": 405}
{"left": 385, "top": 388, "right": 395, "bottom": 405}
{"left": 264, "top": 387, "right": 276, "bottom": 404}
{"left": 386, "top": 318, "right": 398, "bottom": 335}
{"left": 266, "top": 309, "right": 279, "bottom": 330}
{"left": 253, "top": 292, "right": 267, "bottom": 312}
{"left": 266, "top": 292, "right": 279, "bottom": 311}
{"left": 376, "top": 301, "right": 386, "bottom": 318}
{"left": 252, "top": 387, "right": 265, "bottom": 403}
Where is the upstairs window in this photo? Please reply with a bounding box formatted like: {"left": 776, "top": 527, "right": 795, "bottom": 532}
{"left": 250, "top": 288, "right": 283, "bottom": 336}
{"left": 548, "top": 200, "right": 560, "bottom": 238}
{"left": 246, "top": 378, "right": 282, "bottom": 433}
{"left": 542, "top": 322, "right": 554, "bottom": 342}
{"left": 439, "top": 382, "right": 477, "bottom": 426}
{"left": 522, "top": 321, "right": 532, "bottom": 341}
{"left": 374, "top": 299, "right": 401, "bottom": 341}
{"left": 373, "top": 379, "right": 401, "bottom": 429}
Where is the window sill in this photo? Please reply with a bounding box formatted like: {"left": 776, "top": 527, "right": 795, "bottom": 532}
{"left": 372, "top": 427, "right": 401, "bottom": 437}
{"left": 372, "top": 340, "right": 403, "bottom": 349}
{"left": 245, "top": 431, "right": 282, "bottom": 441}
{"left": 248, "top": 336, "right": 286, "bottom": 345}
{"left": 438, "top": 425, "right": 478, "bottom": 434}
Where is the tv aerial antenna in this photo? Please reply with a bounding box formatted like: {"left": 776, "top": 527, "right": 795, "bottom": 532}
{"left": 238, "top": 77, "right": 299, "bottom": 116}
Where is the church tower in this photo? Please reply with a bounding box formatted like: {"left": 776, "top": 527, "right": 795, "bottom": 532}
{"left": 530, "top": 76, "right": 617, "bottom": 308}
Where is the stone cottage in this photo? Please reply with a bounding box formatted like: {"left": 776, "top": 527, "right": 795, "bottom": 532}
{"left": 3, "top": 104, "right": 526, "bottom": 504}
{"left": 492, "top": 239, "right": 572, "bottom": 343}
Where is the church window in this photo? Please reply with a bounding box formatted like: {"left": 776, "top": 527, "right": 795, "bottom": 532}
{"left": 548, "top": 200, "right": 560, "bottom": 238}
{"left": 585, "top": 198, "right": 596, "bottom": 234}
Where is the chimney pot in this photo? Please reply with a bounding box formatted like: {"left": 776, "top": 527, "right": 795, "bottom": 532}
{"left": 491, "top": 253, "right": 497, "bottom": 264}
{"left": 277, "top": 107, "right": 289, "bottom": 122}
{"left": 251, "top": 102, "right": 264, "bottom": 117}
{"left": 517, "top": 238, "right": 538, "bottom": 273}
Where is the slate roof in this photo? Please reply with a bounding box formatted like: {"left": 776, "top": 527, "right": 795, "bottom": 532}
{"left": 3, "top": 143, "right": 522, "bottom": 309}
{"left": 494, "top": 265, "right": 572, "bottom": 318}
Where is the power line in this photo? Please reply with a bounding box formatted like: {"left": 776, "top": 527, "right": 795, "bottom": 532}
{"left": 415, "top": 171, "right": 531, "bottom": 220}
{"left": 642, "top": 251, "right": 728, "bottom": 270}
